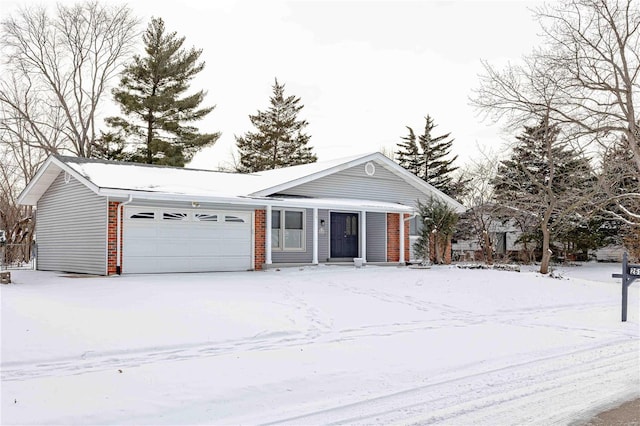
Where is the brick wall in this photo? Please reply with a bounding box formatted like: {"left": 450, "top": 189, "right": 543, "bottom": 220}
{"left": 107, "top": 201, "right": 121, "bottom": 275}
{"left": 255, "top": 209, "right": 266, "bottom": 270}
{"left": 386, "top": 213, "right": 410, "bottom": 263}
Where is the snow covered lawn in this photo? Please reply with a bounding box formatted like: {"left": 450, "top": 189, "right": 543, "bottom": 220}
{"left": 1, "top": 263, "right": 638, "bottom": 425}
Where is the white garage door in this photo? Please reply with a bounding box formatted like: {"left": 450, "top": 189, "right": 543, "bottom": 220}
{"left": 123, "top": 207, "right": 252, "bottom": 273}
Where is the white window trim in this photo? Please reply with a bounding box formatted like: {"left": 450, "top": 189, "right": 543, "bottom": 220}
{"left": 271, "top": 208, "right": 306, "bottom": 252}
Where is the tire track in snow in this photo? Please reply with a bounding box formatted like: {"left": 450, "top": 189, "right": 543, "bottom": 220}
{"left": 0, "top": 318, "right": 481, "bottom": 381}
{"left": 258, "top": 339, "right": 639, "bottom": 425}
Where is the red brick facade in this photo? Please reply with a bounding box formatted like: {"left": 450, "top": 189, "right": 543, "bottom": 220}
{"left": 254, "top": 209, "right": 266, "bottom": 270}
{"left": 386, "top": 213, "right": 410, "bottom": 263}
{"left": 107, "top": 201, "right": 121, "bottom": 275}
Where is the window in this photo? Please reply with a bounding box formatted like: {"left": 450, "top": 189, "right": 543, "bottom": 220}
{"left": 130, "top": 212, "right": 155, "bottom": 219}
{"left": 345, "top": 215, "right": 357, "bottom": 236}
{"left": 163, "top": 212, "right": 188, "bottom": 221}
{"left": 225, "top": 215, "right": 245, "bottom": 223}
{"left": 271, "top": 210, "right": 281, "bottom": 248}
{"left": 271, "top": 209, "right": 304, "bottom": 250}
{"left": 195, "top": 213, "right": 218, "bottom": 222}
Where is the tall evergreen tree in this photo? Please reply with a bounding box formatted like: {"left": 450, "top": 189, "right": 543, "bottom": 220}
{"left": 395, "top": 127, "right": 421, "bottom": 176}
{"left": 235, "top": 79, "right": 316, "bottom": 173}
{"left": 105, "top": 17, "right": 219, "bottom": 166}
{"left": 493, "top": 118, "right": 594, "bottom": 274}
{"left": 395, "top": 115, "right": 459, "bottom": 195}
{"left": 419, "top": 115, "right": 458, "bottom": 193}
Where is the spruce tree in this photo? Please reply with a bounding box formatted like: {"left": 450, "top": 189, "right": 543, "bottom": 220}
{"left": 105, "top": 17, "right": 219, "bottom": 166}
{"left": 419, "top": 115, "right": 458, "bottom": 193}
{"left": 493, "top": 118, "right": 594, "bottom": 273}
{"left": 395, "top": 115, "right": 459, "bottom": 195}
{"left": 395, "top": 127, "right": 421, "bottom": 176}
{"left": 235, "top": 78, "right": 317, "bottom": 173}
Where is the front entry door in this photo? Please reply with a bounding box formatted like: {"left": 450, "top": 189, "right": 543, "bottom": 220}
{"left": 330, "top": 212, "right": 359, "bottom": 258}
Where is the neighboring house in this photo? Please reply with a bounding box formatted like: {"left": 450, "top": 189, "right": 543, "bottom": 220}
{"left": 594, "top": 244, "right": 626, "bottom": 262}
{"left": 18, "top": 152, "right": 465, "bottom": 275}
{"left": 452, "top": 218, "right": 527, "bottom": 262}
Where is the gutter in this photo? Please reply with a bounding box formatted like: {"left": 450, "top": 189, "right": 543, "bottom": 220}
{"left": 116, "top": 195, "right": 133, "bottom": 274}
{"left": 99, "top": 189, "right": 414, "bottom": 214}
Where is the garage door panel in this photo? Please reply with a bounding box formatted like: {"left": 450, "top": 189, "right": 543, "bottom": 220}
{"left": 126, "top": 226, "right": 158, "bottom": 239}
{"left": 190, "top": 240, "right": 225, "bottom": 256}
{"left": 161, "top": 224, "right": 189, "bottom": 238}
{"left": 190, "top": 256, "right": 248, "bottom": 271}
{"left": 125, "top": 242, "right": 158, "bottom": 256}
{"left": 123, "top": 207, "right": 252, "bottom": 273}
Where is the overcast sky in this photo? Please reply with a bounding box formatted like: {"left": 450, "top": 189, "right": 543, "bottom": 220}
{"left": 1, "top": 0, "right": 545, "bottom": 170}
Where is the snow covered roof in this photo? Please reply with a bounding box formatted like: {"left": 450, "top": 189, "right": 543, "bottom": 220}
{"left": 18, "top": 153, "right": 464, "bottom": 213}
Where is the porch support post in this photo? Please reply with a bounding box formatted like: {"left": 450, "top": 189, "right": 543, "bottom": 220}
{"left": 399, "top": 212, "right": 405, "bottom": 264}
{"left": 360, "top": 210, "right": 367, "bottom": 263}
{"left": 265, "top": 204, "right": 272, "bottom": 265}
{"left": 312, "top": 208, "right": 319, "bottom": 264}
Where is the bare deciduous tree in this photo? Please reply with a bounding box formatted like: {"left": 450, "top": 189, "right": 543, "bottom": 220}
{"left": 457, "top": 147, "right": 501, "bottom": 264}
{"left": 0, "top": 1, "right": 139, "bottom": 158}
{"left": 473, "top": 0, "right": 639, "bottom": 224}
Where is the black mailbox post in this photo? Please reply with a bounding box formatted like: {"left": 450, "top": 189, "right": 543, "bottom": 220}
{"left": 612, "top": 252, "right": 640, "bottom": 322}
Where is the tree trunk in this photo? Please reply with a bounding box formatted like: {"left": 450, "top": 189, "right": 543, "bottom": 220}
{"left": 540, "top": 221, "right": 551, "bottom": 274}
{"left": 433, "top": 233, "right": 441, "bottom": 264}
{"left": 146, "top": 107, "right": 154, "bottom": 164}
{"left": 483, "top": 230, "right": 493, "bottom": 265}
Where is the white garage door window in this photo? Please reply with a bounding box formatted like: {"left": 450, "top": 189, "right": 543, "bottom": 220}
{"left": 123, "top": 207, "right": 252, "bottom": 273}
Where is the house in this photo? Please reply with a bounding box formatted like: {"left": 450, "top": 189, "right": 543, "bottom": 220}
{"left": 451, "top": 217, "right": 528, "bottom": 262}
{"left": 18, "top": 152, "right": 465, "bottom": 275}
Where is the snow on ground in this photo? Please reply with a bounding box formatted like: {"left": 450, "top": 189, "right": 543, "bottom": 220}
{"left": 1, "top": 262, "right": 638, "bottom": 425}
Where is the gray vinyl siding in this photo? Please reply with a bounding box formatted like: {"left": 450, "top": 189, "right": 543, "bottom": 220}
{"left": 280, "top": 163, "right": 429, "bottom": 209}
{"left": 366, "top": 212, "right": 386, "bottom": 262}
{"left": 36, "top": 172, "right": 107, "bottom": 274}
{"left": 272, "top": 208, "right": 313, "bottom": 263}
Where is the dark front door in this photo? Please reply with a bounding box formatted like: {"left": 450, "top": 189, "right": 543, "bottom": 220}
{"left": 330, "top": 212, "right": 359, "bottom": 258}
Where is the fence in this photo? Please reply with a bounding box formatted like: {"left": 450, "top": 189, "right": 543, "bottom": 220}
{"left": 0, "top": 243, "right": 34, "bottom": 270}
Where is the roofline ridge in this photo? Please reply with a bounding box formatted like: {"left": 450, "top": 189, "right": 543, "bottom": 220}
{"left": 54, "top": 155, "right": 243, "bottom": 175}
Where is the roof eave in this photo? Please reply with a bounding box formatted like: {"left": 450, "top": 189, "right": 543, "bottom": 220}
{"left": 100, "top": 189, "right": 413, "bottom": 213}
{"left": 18, "top": 155, "right": 103, "bottom": 206}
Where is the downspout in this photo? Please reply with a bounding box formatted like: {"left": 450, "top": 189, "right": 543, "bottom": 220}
{"left": 399, "top": 214, "right": 405, "bottom": 264}
{"left": 116, "top": 195, "right": 133, "bottom": 275}
{"left": 404, "top": 212, "right": 418, "bottom": 222}
{"left": 400, "top": 212, "right": 418, "bottom": 264}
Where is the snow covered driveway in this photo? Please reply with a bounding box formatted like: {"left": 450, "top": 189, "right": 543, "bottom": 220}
{"left": 1, "top": 264, "right": 638, "bottom": 425}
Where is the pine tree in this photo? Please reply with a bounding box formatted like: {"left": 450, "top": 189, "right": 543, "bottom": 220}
{"left": 105, "top": 17, "right": 220, "bottom": 166}
{"left": 395, "top": 115, "right": 459, "bottom": 195}
{"left": 419, "top": 115, "right": 458, "bottom": 193}
{"left": 493, "top": 118, "right": 594, "bottom": 273}
{"left": 395, "top": 127, "right": 421, "bottom": 176}
{"left": 235, "top": 79, "right": 317, "bottom": 173}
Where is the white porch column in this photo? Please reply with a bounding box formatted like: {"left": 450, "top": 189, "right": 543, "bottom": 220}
{"left": 312, "top": 208, "right": 319, "bottom": 264}
{"left": 399, "top": 212, "right": 405, "bottom": 264}
{"left": 360, "top": 210, "right": 367, "bottom": 263}
{"left": 265, "top": 204, "right": 272, "bottom": 265}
